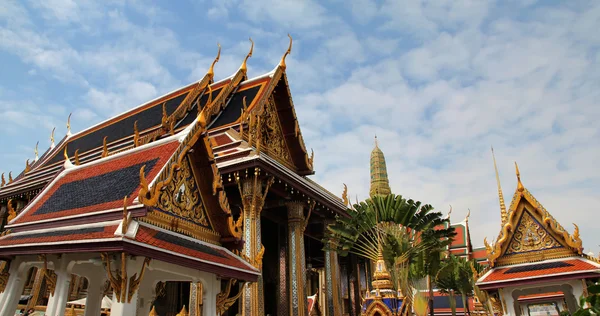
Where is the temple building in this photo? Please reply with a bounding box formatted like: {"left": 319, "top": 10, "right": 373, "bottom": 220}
{"left": 0, "top": 37, "right": 367, "bottom": 316}
{"left": 475, "top": 156, "right": 600, "bottom": 316}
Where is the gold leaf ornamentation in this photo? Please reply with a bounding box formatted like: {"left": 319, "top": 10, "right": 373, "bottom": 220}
{"left": 505, "top": 211, "right": 561, "bottom": 254}
{"left": 216, "top": 279, "right": 247, "bottom": 316}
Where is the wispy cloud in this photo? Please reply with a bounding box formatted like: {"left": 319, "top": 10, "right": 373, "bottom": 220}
{"left": 0, "top": 0, "right": 599, "bottom": 255}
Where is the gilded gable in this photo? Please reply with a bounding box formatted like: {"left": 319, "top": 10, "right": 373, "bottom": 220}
{"left": 504, "top": 210, "right": 562, "bottom": 255}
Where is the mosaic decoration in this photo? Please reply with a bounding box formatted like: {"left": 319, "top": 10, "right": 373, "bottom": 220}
{"left": 157, "top": 157, "right": 210, "bottom": 228}
{"left": 505, "top": 210, "right": 562, "bottom": 255}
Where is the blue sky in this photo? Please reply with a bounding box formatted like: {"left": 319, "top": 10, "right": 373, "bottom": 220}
{"left": 1, "top": 0, "right": 599, "bottom": 254}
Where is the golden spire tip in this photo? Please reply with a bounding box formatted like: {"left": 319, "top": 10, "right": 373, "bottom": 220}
{"left": 67, "top": 113, "right": 72, "bottom": 135}
{"left": 491, "top": 146, "right": 508, "bottom": 224}
{"left": 241, "top": 37, "right": 254, "bottom": 73}
{"left": 279, "top": 34, "right": 293, "bottom": 70}
{"left": 208, "top": 43, "right": 221, "bottom": 80}
{"left": 515, "top": 161, "right": 524, "bottom": 192}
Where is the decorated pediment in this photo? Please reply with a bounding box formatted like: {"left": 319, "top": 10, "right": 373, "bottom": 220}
{"left": 484, "top": 163, "right": 583, "bottom": 267}
{"left": 504, "top": 210, "right": 563, "bottom": 256}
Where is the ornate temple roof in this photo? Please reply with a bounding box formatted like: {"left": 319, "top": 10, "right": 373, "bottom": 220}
{"left": 369, "top": 136, "right": 391, "bottom": 197}
{"left": 477, "top": 257, "right": 600, "bottom": 289}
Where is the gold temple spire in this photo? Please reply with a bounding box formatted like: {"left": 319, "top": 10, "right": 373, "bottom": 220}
{"left": 279, "top": 34, "right": 293, "bottom": 70}
{"left": 207, "top": 43, "right": 221, "bottom": 81}
{"left": 34, "top": 141, "right": 39, "bottom": 162}
{"left": 369, "top": 136, "right": 391, "bottom": 197}
{"left": 50, "top": 127, "right": 56, "bottom": 149}
{"left": 240, "top": 37, "right": 254, "bottom": 74}
{"left": 491, "top": 147, "right": 508, "bottom": 225}
{"left": 515, "top": 161, "right": 524, "bottom": 192}
{"left": 66, "top": 113, "right": 72, "bottom": 136}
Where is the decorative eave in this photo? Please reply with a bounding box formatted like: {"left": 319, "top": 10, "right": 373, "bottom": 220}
{"left": 484, "top": 164, "right": 583, "bottom": 267}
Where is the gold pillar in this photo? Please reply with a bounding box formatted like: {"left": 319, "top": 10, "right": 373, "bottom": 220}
{"left": 287, "top": 201, "right": 308, "bottom": 316}
{"left": 238, "top": 171, "right": 273, "bottom": 316}
{"left": 323, "top": 219, "right": 343, "bottom": 316}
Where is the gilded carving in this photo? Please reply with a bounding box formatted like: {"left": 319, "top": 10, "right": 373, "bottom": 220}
{"left": 101, "top": 136, "right": 108, "bottom": 158}
{"left": 505, "top": 211, "right": 561, "bottom": 254}
{"left": 0, "top": 260, "right": 9, "bottom": 293}
{"left": 6, "top": 199, "right": 16, "bottom": 222}
{"left": 157, "top": 157, "right": 210, "bottom": 227}
{"left": 243, "top": 96, "right": 293, "bottom": 168}
{"left": 100, "top": 252, "right": 150, "bottom": 303}
{"left": 216, "top": 279, "right": 247, "bottom": 316}
{"left": 1, "top": 173, "right": 5, "bottom": 187}
{"left": 342, "top": 184, "right": 349, "bottom": 206}
{"left": 8, "top": 171, "right": 13, "bottom": 183}
{"left": 24, "top": 159, "right": 31, "bottom": 173}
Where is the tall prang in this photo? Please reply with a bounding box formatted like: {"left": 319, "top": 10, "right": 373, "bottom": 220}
{"left": 369, "top": 136, "right": 392, "bottom": 197}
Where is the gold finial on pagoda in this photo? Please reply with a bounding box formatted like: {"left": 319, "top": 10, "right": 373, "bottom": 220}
{"left": 491, "top": 147, "right": 507, "bottom": 224}
{"left": 207, "top": 43, "right": 221, "bottom": 80}
{"left": 342, "top": 183, "right": 349, "bottom": 206}
{"left": 1, "top": 173, "right": 5, "bottom": 187}
{"left": 74, "top": 149, "right": 80, "bottom": 165}
{"left": 34, "top": 141, "right": 39, "bottom": 162}
{"left": 66, "top": 113, "right": 72, "bottom": 136}
{"left": 7, "top": 199, "right": 16, "bottom": 222}
{"left": 8, "top": 172, "right": 13, "bottom": 183}
{"left": 515, "top": 161, "right": 524, "bottom": 192}
{"left": 149, "top": 306, "right": 158, "bottom": 316}
{"left": 372, "top": 249, "right": 393, "bottom": 293}
{"left": 279, "top": 34, "right": 293, "bottom": 70}
{"left": 50, "top": 127, "right": 56, "bottom": 149}
{"left": 24, "top": 159, "right": 31, "bottom": 173}
{"left": 241, "top": 37, "right": 254, "bottom": 74}
{"left": 101, "top": 137, "right": 108, "bottom": 158}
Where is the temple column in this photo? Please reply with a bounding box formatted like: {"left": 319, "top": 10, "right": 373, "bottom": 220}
{"left": 202, "top": 274, "right": 219, "bottom": 316}
{"left": 287, "top": 201, "right": 308, "bottom": 316}
{"left": 238, "top": 172, "right": 273, "bottom": 316}
{"left": 50, "top": 269, "right": 73, "bottom": 316}
{"left": 323, "top": 219, "right": 343, "bottom": 316}
{"left": 189, "top": 281, "right": 203, "bottom": 316}
{"left": 0, "top": 260, "right": 28, "bottom": 316}
{"left": 83, "top": 273, "right": 106, "bottom": 316}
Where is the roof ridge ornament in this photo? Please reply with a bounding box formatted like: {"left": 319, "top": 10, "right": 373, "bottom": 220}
{"left": 0, "top": 173, "right": 5, "bottom": 187}
{"left": 279, "top": 34, "right": 293, "bottom": 70}
{"left": 50, "top": 127, "right": 56, "bottom": 149}
{"left": 8, "top": 172, "right": 13, "bottom": 184}
{"left": 466, "top": 208, "right": 471, "bottom": 223}
{"left": 197, "top": 85, "right": 213, "bottom": 128}
{"left": 34, "top": 141, "right": 39, "bottom": 162}
{"left": 491, "top": 147, "right": 508, "bottom": 225}
{"left": 101, "top": 136, "right": 108, "bottom": 158}
{"left": 7, "top": 199, "right": 16, "bottom": 222}
{"left": 74, "top": 149, "right": 80, "bottom": 165}
{"left": 66, "top": 113, "right": 72, "bottom": 137}
{"left": 446, "top": 204, "right": 452, "bottom": 220}
{"left": 207, "top": 43, "right": 221, "bottom": 81}
{"left": 24, "top": 159, "right": 31, "bottom": 173}
{"left": 342, "top": 183, "right": 349, "bottom": 206}
{"left": 240, "top": 38, "right": 254, "bottom": 74}
{"left": 515, "top": 161, "right": 524, "bottom": 192}
{"left": 63, "top": 145, "right": 74, "bottom": 169}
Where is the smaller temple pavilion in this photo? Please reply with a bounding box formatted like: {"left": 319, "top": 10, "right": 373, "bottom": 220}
{"left": 476, "top": 155, "right": 600, "bottom": 315}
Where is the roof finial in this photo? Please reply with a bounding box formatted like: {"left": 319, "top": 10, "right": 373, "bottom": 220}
{"left": 374, "top": 135, "right": 378, "bottom": 148}
{"left": 1, "top": 173, "right": 5, "bottom": 187}
{"left": 241, "top": 38, "right": 254, "bottom": 74}
{"left": 197, "top": 85, "right": 213, "bottom": 128}
{"left": 515, "top": 161, "right": 524, "bottom": 192}
{"left": 279, "top": 34, "right": 293, "bottom": 70}
{"left": 491, "top": 147, "right": 508, "bottom": 225}
{"left": 446, "top": 204, "right": 452, "bottom": 220}
{"left": 207, "top": 43, "right": 221, "bottom": 80}
{"left": 63, "top": 145, "right": 74, "bottom": 169}
{"left": 50, "top": 127, "right": 56, "bottom": 149}
{"left": 8, "top": 171, "right": 13, "bottom": 183}
{"left": 34, "top": 141, "right": 39, "bottom": 162}
{"left": 25, "top": 159, "right": 31, "bottom": 173}
{"left": 101, "top": 137, "right": 108, "bottom": 158}
{"left": 342, "top": 183, "right": 349, "bottom": 206}
{"left": 66, "top": 113, "right": 72, "bottom": 136}
{"left": 74, "top": 149, "right": 80, "bottom": 165}
{"left": 466, "top": 208, "right": 471, "bottom": 223}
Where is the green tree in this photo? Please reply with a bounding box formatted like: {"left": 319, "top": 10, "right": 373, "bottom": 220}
{"left": 324, "top": 194, "right": 456, "bottom": 316}
{"left": 574, "top": 281, "right": 600, "bottom": 315}
{"left": 436, "top": 256, "right": 477, "bottom": 316}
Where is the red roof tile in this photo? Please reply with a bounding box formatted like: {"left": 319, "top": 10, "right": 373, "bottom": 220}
{"left": 134, "top": 226, "right": 254, "bottom": 272}
{"left": 10, "top": 140, "right": 180, "bottom": 225}
{"left": 479, "top": 259, "right": 599, "bottom": 283}
{"left": 0, "top": 225, "right": 118, "bottom": 247}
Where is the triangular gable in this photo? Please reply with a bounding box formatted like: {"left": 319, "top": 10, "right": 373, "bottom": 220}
{"left": 485, "top": 185, "right": 583, "bottom": 267}
{"left": 138, "top": 110, "right": 242, "bottom": 246}
{"left": 238, "top": 70, "right": 314, "bottom": 175}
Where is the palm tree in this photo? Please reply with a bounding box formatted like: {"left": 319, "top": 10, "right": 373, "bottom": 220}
{"left": 436, "top": 256, "right": 477, "bottom": 316}
{"left": 323, "top": 194, "right": 456, "bottom": 315}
